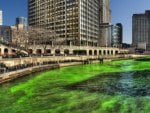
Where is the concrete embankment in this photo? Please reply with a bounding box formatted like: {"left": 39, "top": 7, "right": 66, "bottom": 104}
{"left": 0, "top": 62, "right": 89, "bottom": 84}
{"left": 0, "top": 54, "right": 148, "bottom": 84}
{"left": 0, "top": 64, "right": 59, "bottom": 84}
{"left": 0, "top": 56, "right": 98, "bottom": 67}
{"left": 0, "top": 55, "right": 147, "bottom": 67}
{"left": 0, "top": 56, "right": 102, "bottom": 84}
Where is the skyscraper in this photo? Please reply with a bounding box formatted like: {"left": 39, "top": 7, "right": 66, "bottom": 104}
{"left": 28, "top": 0, "right": 111, "bottom": 47}
{"left": 0, "top": 9, "right": 2, "bottom": 25}
{"left": 16, "top": 17, "right": 28, "bottom": 30}
{"left": 99, "top": 0, "right": 112, "bottom": 47}
{"left": 116, "top": 23, "right": 123, "bottom": 44}
{"left": 132, "top": 10, "right": 150, "bottom": 50}
{"left": 111, "top": 23, "right": 123, "bottom": 48}
{"left": 0, "top": 25, "right": 12, "bottom": 43}
{"left": 99, "top": 0, "right": 111, "bottom": 24}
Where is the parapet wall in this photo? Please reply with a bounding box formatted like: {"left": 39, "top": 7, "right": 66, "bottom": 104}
{"left": 0, "top": 54, "right": 147, "bottom": 84}
{"left": 0, "top": 54, "right": 146, "bottom": 67}
{"left": 0, "top": 64, "right": 60, "bottom": 84}
{"left": 1, "top": 56, "right": 99, "bottom": 67}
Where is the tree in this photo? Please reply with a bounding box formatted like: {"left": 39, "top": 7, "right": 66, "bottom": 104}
{"left": 11, "top": 28, "right": 29, "bottom": 50}
{"left": 11, "top": 26, "right": 69, "bottom": 55}
{"left": 28, "top": 27, "right": 55, "bottom": 54}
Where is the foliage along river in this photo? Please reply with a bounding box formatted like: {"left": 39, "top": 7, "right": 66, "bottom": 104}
{"left": 0, "top": 58, "right": 150, "bottom": 113}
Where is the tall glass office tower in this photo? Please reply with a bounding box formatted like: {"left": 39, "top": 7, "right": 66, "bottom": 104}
{"left": 16, "top": 17, "right": 28, "bottom": 30}
{"left": 28, "top": 0, "right": 111, "bottom": 46}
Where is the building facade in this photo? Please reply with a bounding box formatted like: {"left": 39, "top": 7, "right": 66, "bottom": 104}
{"left": 116, "top": 23, "right": 123, "bottom": 44}
{"left": 0, "top": 25, "right": 12, "bottom": 43}
{"left": 111, "top": 25, "right": 119, "bottom": 47}
{"left": 0, "top": 9, "right": 2, "bottom": 25}
{"left": 132, "top": 10, "right": 150, "bottom": 50}
{"left": 28, "top": 0, "right": 111, "bottom": 47}
{"left": 99, "top": 0, "right": 112, "bottom": 47}
{"left": 16, "top": 17, "right": 28, "bottom": 30}
{"left": 99, "top": 23, "right": 112, "bottom": 47}
{"left": 99, "top": 0, "right": 111, "bottom": 24}
{"left": 111, "top": 23, "right": 123, "bottom": 48}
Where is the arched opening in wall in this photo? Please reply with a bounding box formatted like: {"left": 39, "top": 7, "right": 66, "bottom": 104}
{"left": 89, "top": 50, "right": 92, "bottom": 55}
{"left": 111, "top": 50, "right": 113, "bottom": 55}
{"left": 99, "top": 50, "right": 102, "bottom": 55}
{"left": 45, "top": 49, "right": 51, "bottom": 54}
{"left": 94, "top": 50, "right": 97, "bottom": 56}
{"left": 115, "top": 51, "right": 118, "bottom": 55}
{"left": 64, "top": 49, "right": 69, "bottom": 55}
{"left": 73, "top": 50, "right": 87, "bottom": 55}
{"left": 73, "top": 50, "right": 78, "bottom": 55}
{"left": 36, "top": 49, "right": 42, "bottom": 55}
{"left": 4, "top": 48, "right": 8, "bottom": 55}
{"left": 0, "top": 49, "right": 1, "bottom": 55}
{"left": 12, "top": 49, "right": 16, "bottom": 55}
{"left": 80, "top": 50, "right": 87, "bottom": 55}
{"left": 107, "top": 50, "right": 110, "bottom": 55}
{"left": 55, "top": 49, "right": 60, "bottom": 56}
{"left": 28, "top": 49, "right": 33, "bottom": 54}
{"left": 103, "top": 50, "right": 106, "bottom": 55}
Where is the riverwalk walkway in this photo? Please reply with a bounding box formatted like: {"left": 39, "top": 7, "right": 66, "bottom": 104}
{"left": 0, "top": 64, "right": 60, "bottom": 84}
{"left": 0, "top": 54, "right": 147, "bottom": 84}
{"left": 0, "top": 61, "right": 90, "bottom": 84}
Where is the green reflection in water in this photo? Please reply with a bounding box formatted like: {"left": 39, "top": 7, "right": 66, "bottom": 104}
{"left": 0, "top": 59, "right": 150, "bottom": 113}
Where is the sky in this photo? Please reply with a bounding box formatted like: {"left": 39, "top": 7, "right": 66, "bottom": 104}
{"left": 0, "top": 0, "right": 27, "bottom": 25}
{"left": 111, "top": 0, "right": 150, "bottom": 43}
{"left": 0, "top": 0, "right": 150, "bottom": 43}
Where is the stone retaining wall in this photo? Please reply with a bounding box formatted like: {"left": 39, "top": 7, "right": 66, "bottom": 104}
{"left": 0, "top": 64, "right": 59, "bottom": 84}
{"left": 0, "top": 54, "right": 147, "bottom": 84}
{"left": 1, "top": 54, "right": 146, "bottom": 67}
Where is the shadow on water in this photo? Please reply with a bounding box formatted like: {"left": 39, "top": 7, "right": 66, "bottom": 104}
{"left": 135, "top": 57, "right": 150, "bottom": 61}
{"left": 66, "top": 70, "right": 150, "bottom": 96}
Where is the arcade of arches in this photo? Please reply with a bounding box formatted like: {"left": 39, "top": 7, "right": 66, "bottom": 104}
{"left": 0, "top": 48, "right": 16, "bottom": 56}
{"left": 27, "top": 48, "right": 126, "bottom": 56}
{"left": 0, "top": 44, "right": 129, "bottom": 56}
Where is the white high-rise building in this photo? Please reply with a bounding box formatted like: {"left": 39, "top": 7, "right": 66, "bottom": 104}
{"left": 28, "top": 0, "right": 112, "bottom": 47}
{"left": 0, "top": 9, "right": 2, "bottom": 25}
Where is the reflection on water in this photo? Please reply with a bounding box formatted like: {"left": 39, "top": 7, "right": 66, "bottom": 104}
{"left": 118, "top": 72, "right": 135, "bottom": 95}
{"left": 118, "top": 60, "right": 135, "bottom": 95}
{"left": 68, "top": 70, "right": 150, "bottom": 96}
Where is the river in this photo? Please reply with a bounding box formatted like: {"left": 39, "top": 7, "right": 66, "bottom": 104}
{"left": 0, "top": 59, "right": 150, "bottom": 113}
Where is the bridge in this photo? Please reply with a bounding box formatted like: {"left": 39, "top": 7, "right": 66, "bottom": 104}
{"left": 0, "top": 43, "right": 28, "bottom": 56}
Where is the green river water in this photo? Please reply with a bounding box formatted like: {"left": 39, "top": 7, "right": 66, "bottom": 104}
{"left": 0, "top": 59, "right": 150, "bottom": 113}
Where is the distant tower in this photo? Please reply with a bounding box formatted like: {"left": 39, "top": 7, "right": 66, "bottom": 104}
{"left": 0, "top": 9, "right": 3, "bottom": 25}
{"left": 132, "top": 10, "right": 150, "bottom": 50}
{"left": 116, "top": 23, "right": 123, "bottom": 44}
{"left": 16, "top": 17, "right": 28, "bottom": 30}
{"left": 99, "top": 0, "right": 112, "bottom": 47}
{"left": 111, "top": 23, "right": 123, "bottom": 48}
